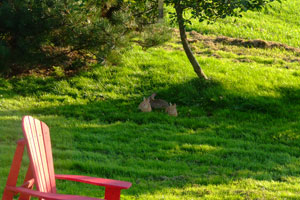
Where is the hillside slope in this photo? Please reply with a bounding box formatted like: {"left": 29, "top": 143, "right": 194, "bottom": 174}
{"left": 1, "top": 1, "right": 300, "bottom": 199}
{"left": 186, "top": 0, "right": 300, "bottom": 48}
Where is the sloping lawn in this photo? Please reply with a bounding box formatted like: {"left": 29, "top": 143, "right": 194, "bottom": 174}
{"left": 1, "top": 0, "right": 300, "bottom": 199}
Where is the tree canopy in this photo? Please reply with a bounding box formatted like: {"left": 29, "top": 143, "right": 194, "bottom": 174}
{"left": 166, "top": 0, "right": 280, "bottom": 23}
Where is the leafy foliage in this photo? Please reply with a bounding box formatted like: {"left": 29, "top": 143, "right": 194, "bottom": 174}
{"left": 0, "top": 0, "right": 170, "bottom": 75}
{"left": 165, "top": 0, "right": 281, "bottom": 24}
{"left": 135, "top": 22, "right": 173, "bottom": 50}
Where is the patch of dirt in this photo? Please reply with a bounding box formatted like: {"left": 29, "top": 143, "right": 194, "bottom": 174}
{"left": 237, "top": 58, "right": 253, "bottom": 63}
{"left": 188, "top": 30, "right": 300, "bottom": 55}
{"left": 171, "top": 29, "right": 300, "bottom": 65}
{"left": 284, "top": 58, "right": 300, "bottom": 63}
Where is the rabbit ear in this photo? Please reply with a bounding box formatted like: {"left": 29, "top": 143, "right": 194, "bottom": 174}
{"left": 169, "top": 103, "right": 172, "bottom": 106}
{"left": 151, "top": 93, "right": 156, "bottom": 99}
{"left": 174, "top": 104, "right": 176, "bottom": 107}
{"left": 143, "top": 97, "right": 146, "bottom": 101}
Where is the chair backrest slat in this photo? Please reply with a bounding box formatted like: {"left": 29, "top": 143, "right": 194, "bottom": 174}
{"left": 34, "top": 118, "right": 51, "bottom": 192}
{"left": 41, "top": 121, "right": 56, "bottom": 193}
{"left": 22, "top": 116, "right": 57, "bottom": 194}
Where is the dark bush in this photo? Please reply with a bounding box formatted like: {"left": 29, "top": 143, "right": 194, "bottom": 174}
{"left": 0, "top": 0, "right": 170, "bottom": 76}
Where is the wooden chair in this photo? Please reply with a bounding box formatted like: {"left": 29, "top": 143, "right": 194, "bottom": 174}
{"left": 2, "top": 116, "right": 132, "bottom": 200}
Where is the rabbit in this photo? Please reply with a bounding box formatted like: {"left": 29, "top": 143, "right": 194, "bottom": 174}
{"left": 138, "top": 97, "right": 152, "bottom": 112}
{"left": 149, "top": 93, "right": 169, "bottom": 109}
{"left": 166, "top": 103, "right": 178, "bottom": 117}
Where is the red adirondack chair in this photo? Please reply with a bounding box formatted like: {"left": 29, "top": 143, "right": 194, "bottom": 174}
{"left": 2, "top": 116, "right": 132, "bottom": 200}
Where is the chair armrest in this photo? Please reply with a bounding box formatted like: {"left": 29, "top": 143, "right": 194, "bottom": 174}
{"left": 55, "top": 174, "right": 132, "bottom": 190}
{"left": 5, "top": 186, "right": 103, "bottom": 200}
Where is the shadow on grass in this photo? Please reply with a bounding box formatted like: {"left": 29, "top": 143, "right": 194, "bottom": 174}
{"left": 2, "top": 77, "right": 300, "bottom": 198}
{"left": 3, "top": 114, "right": 299, "bottom": 196}
{"left": 33, "top": 116, "right": 300, "bottom": 196}
{"left": 26, "top": 76, "right": 300, "bottom": 128}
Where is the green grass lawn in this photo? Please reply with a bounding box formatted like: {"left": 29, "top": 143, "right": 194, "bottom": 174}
{"left": 2, "top": 0, "right": 300, "bottom": 199}
{"left": 184, "top": 0, "right": 300, "bottom": 48}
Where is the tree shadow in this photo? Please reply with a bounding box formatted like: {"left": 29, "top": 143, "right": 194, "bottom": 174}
{"left": 2, "top": 77, "right": 300, "bottom": 198}
{"left": 45, "top": 116, "right": 300, "bottom": 197}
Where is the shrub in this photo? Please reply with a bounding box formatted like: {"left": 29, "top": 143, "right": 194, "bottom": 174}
{"left": 0, "top": 0, "right": 169, "bottom": 75}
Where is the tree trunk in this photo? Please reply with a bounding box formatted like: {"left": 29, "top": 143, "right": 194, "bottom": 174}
{"left": 175, "top": 4, "right": 208, "bottom": 80}
{"left": 158, "top": 0, "right": 164, "bottom": 21}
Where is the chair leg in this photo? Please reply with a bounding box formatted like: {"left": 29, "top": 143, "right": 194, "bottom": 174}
{"left": 2, "top": 139, "right": 26, "bottom": 200}
{"left": 2, "top": 189, "right": 15, "bottom": 200}
{"left": 18, "top": 165, "right": 34, "bottom": 200}
{"left": 104, "top": 188, "right": 121, "bottom": 200}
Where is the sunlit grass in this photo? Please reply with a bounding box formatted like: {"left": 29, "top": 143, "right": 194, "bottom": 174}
{"left": 1, "top": 1, "right": 300, "bottom": 199}
{"left": 185, "top": 0, "right": 300, "bottom": 47}
{"left": 1, "top": 42, "right": 300, "bottom": 199}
